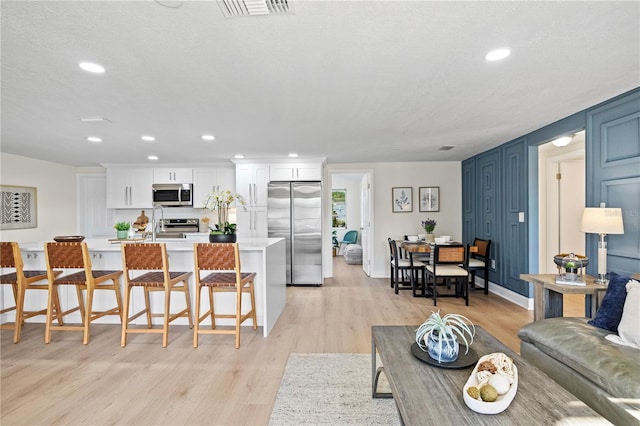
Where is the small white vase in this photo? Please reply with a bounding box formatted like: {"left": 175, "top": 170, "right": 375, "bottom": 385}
{"left": 424, "top": 233, "right": 435, "bottom": 243}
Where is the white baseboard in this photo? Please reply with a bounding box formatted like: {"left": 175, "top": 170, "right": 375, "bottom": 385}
{"left": 374, "top": 271, "right": 534, "bottom": 310}
{"left": 474, "top": 277, "right": 534, "bottom": 310}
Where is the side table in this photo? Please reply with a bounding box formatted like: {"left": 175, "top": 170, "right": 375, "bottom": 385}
{"left": 520, "top": 274, "right": 608, "bottom": 321}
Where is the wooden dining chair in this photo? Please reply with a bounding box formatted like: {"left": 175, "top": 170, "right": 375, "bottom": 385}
{"left": 425, "top": 243, "right": 469, "bottom": 306}
{"left": 388, "top": 238, "right": 425, "bottom": 296}
{"left": 44, "top": 241, "right": 123, "bottom": 344}
{"left": 120, "top": 242, "right": 193, "bottom": 348}
{"left": 0, "top": 242, "right": 64, "bottom": 343}
{"left": 193, "top": 243, "right": 257, "bottom": 349}
{"left": 466, "top": 238, "right": 492, "bottom": 294}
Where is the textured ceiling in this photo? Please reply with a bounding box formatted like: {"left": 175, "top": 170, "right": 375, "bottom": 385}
{"left": 1, "top": 1, "right": 638, "bottom": 167}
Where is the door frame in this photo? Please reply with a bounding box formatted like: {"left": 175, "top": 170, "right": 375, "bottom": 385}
{"left": 325, "top": 167, "right": 374, "bottom": 278}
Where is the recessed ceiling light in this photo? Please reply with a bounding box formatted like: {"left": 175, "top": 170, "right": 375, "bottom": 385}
{"left": 86, "top": 136, "right": 102, "bottom": 143}
{"left": 202, "top": 134, "right": 215, "bottom": 141}
{"left": 485, "top": 48, "right": 511, "bottom": 61}
{"left": 141, "top": 135, "right": 156, "bottom": 142}
{"left": 234, "top": 154, "right": 245, "bottom": 159}
{"left": 148, "top": 155, "right": 159, "bottom": 160}
{"left": 79, "top": 62, "right": 105, "bottom": 73}
{"left": 80, "top": 116, "right": 111, "bottom": 123}
{"left": 288, "top": 153, "right": 298, "bottom": 158}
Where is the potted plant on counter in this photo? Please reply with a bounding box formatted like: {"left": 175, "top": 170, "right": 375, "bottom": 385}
{"left": 415, "top": 310, "right": 475, "bottom": 363}
{"left": 203, "top": 189, "right": 247, "bottom": 243}
{"left": 114, "top": 221, "right": 131, "bottom": 240}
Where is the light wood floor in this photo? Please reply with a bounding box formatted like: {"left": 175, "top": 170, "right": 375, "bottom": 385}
{"left": 1, "top": 258, "right": 584, "bottom": 425}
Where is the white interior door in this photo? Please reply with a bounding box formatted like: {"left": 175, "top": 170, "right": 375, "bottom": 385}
{"left": 360, "top": 174, "right": 371, "bottom": 276}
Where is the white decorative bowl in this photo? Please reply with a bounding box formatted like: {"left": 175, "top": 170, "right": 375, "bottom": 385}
{"left": 463, "top": 354, "right": 518, "bottom": 414}
{"left": 434, "top": 237, "right": 447, "bottom": 244}
{"left": 407, "top": 235, "right": 418, "bottom": 242}
{"left": 440, "top": 235, "right": 451, "bottom": 242}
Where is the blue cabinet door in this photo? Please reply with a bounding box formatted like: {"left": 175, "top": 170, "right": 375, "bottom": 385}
{"left": 586, "top": 91, "right": 640, "bottom": 276}
{"left": 476, "top": 148, "right": 501, "bottom": 285}
{"left": 502, "top": 139, "right": 528, "bottom": 295}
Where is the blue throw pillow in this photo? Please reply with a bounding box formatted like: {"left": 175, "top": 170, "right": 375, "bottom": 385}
{"left": 588, "top": 272, "right": 630, "bottom": 332}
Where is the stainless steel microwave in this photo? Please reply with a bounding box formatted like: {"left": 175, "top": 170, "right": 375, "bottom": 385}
{"left": 152, "top": 183, "right": 193, "bottom": 207}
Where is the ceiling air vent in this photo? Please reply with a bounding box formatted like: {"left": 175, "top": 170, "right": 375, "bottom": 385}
{"left": 219, "top": 0, "right": 293, "bottom": 18}
{"left": 439, "top": 145, "right": 455, "bottom": 151}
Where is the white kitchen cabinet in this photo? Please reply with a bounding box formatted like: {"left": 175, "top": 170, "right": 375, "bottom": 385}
{"left": 236, "top": 207, "right": 268, "bottom": 238}
{"left": 269, "top": 163, "right": 322, "bottom": 181}
{"left": 192, "top": 167, "right": 235, "bottom": 208}
{"left": 106, "top": 168, "right": 153, "bottom": 208}
{"left": 236, "top": 164, "right": 269, "bottom": 206}
{"left": 153, "top": 168, "right": 192, "bottom": 184}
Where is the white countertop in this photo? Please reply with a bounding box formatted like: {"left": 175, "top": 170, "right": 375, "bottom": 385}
{"left": 19, "top": 237, "right": 284, "bottom": 252}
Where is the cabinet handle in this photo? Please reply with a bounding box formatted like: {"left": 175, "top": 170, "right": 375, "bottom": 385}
{"left": 92, "top": 253, "right": 103, "bottom": 259}
{"left": 253, "top": 184, "right": 257, "bottom": 205}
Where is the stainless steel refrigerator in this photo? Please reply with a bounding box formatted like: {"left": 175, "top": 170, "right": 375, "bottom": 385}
{"left": 268, "top": 181, "right": 323, "bottom": 286}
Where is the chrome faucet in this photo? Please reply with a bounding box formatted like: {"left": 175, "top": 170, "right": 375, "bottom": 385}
{"left": 151, "top": 204, "right": 165, "bottom": 242}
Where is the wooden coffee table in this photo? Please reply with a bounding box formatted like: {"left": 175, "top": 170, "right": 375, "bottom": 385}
{"left": 371, "top": 325, "right": 607, "bottom": 425}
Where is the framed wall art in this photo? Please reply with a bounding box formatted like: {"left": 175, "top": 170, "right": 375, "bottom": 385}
{"left": 392, "top": 187, "right": 412, "bottom": 212}
{"left": 1, "top": 185, "right": 37, "bottom": 230}
{"left": 332, "top": 189, "right": 347, "bottom": 228}
{"left": 419, "top": 186, "right": 440, "bottom": 212}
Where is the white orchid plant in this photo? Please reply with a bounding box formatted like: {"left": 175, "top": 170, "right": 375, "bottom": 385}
{"left": 203, "top": 189, "right": 247, "bottom": 235}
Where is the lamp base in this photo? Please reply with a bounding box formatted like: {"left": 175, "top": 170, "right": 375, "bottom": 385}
{"left": 595, "top": 274, "right": 609, "bottom": 285}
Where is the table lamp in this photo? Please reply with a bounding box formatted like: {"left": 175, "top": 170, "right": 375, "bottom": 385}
{"left": 581, "top": 206, "right": 624, "bottom": 284}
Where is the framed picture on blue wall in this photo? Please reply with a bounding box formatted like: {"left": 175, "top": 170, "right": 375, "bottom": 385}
{"left": 392, "top": 187, "right": 412, "bottom": 212}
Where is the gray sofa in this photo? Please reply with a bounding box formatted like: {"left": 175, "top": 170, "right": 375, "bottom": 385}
{"left": 518, "top": 317, "right": 640, "bottom": 425}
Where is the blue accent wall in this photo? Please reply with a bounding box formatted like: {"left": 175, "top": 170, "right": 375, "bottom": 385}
{"left": 463, "top": 87, "right": 640, "bottom": 297}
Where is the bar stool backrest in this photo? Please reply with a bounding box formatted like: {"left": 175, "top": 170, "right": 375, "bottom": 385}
{"left": 122, "top": 243, "right": 165, "bottom": 270}
{"left": 195, "top": 243, "right": 238, "bottom": 271}
{"left": 45, "top": 242, "right": 87, "bottom": 269}
{"left": 0, "top": 242, "right": 17, "bottom": 268}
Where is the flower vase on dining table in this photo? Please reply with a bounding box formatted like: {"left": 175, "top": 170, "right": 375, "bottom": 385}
{"left": 425, "top": 233, "right": 435, "bottom": 243}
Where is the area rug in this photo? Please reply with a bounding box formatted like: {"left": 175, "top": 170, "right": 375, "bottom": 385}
{"left": 269, "top": 353, "right": 400, "bottom": 426}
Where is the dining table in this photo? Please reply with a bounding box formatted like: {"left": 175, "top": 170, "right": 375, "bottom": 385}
{"left": 398, "top": 241, "right": 476, "bottom": 297}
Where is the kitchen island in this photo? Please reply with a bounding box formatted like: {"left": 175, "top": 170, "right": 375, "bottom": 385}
{"left": 13, "top": 237, "right": 286, "bottom": 337}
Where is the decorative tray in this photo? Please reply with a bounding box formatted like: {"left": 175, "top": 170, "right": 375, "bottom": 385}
{"left": 53, "top": 235, "right": 85, "bottom": 243}
{"left": 410, "top": 342, "right": 478, "bottom": 369}
{"left": 463, "top": 352, "right": 518, "bottom": 414}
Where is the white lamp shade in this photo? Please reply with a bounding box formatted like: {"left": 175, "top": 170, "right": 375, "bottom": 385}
{"left": 581, "top": 207, "right": 624, "bottom": 234}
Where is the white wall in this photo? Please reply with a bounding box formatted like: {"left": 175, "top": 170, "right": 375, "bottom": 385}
{"left": 328, "top": 161, "right": 462, "bottom": 278}
{"left": 0, "top": 153, "right": 78, "bottom": 243}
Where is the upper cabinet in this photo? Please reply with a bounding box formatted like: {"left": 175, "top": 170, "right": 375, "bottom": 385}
{"left": 153, "top": 168, "right": 192, "bottom": 184}
{"left": 270, "top": 163, "right": 322, "bottom": 181}
{"left": 236, "top": 164, "right": 269, "bottom": 207}
{"left": 106, "top": 168, "right": 153, "bottom": 208}
{"left": 192, "top": 167, "right": 235, "bottom": 209}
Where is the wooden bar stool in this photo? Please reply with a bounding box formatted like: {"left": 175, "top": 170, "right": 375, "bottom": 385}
{"left": 0, "top": 242, "right": 63, "bottom": 343}
{"left": 121, "top": 242, "right": 193, "bottom": 348}
{"left": 44, "top": 242, "right": 123, "bottom": 344}
{"left": 193, "top": 243, "right": 257, "bottom": 349}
